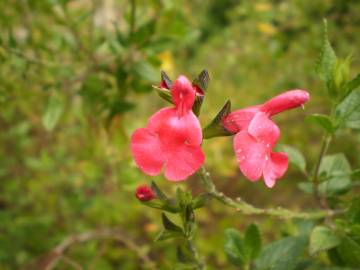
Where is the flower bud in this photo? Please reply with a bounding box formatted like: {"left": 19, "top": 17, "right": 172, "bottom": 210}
{"left": 135, "top": 185, "right": 156, "bottom": 201}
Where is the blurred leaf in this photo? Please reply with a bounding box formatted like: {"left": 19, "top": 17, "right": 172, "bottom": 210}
{"left": 154, "top": 229, "right": 183, "bottom": 242}
{"left": 278, "top": 144, "right": 306, "bottom": 173}
{"left": 244, "top": 224, "right": 262, "bottom": 260}
{"left": 255, "top": 236, "right": 307, "bottom": 270}
{"left": 153, "top": 85, "right": 173, "bottom": 103}
{"left": 297, "top": 182, "right": 313, "bottom": 194}
{"left": 346, "top": 196, "right": 360, "bottom": 224}
{"left": 309, "top": 226, "right": 340, "bottom": 255}
{"left": 224, "top": 228, "right": 246, "bottom": 267}
{"left": 336, "top": 235, "right": 360, "bottom": 267}
{"left": 316, "top": 19, "right": 337, "bottom": 97}
{"left": 306, "top": 114, "right": 336, "bottom": 134}
{"left": 132, "top": 61, "right": 159, "bottom": 82}
{"left": 42, "top": 94, "right": 64, "bottom": 131}
{"left": 191, "top": 193, "right": 210, "bottom": 209}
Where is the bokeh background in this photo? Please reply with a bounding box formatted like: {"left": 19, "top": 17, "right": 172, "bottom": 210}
{"left": 0, "top": 0, "right": 359, "bottom": 269}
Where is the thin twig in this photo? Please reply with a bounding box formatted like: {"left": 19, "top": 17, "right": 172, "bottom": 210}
{"left": 199, "top": 166, "right": 344, "bottom": 220}
{"left": 25, "top": 228, "right": 156, "bottom": 270}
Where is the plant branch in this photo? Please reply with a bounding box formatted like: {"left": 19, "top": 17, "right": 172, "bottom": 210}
{"left": 25, "top": 228, "right": 156, "bottom": 270}
{"left": 199, "top": 166, "right": 343, "bottom": 219}
{"left": 312, "top": 135, "right": 332, "bottom": 208}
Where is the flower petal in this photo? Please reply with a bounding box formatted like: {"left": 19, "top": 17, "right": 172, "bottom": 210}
{"left": 263, "top": 152, "right": 288, "bottom": 188}
{"left": 261, "top": 90, "right": 310, "bottom": 116}
{"left": 131, "top": 128, "right": 165, "bottom": 176}
{"left": 171, "top": 75, "right": 195, "bottom": 115}
{"left": 234, "top": 131, "right": 266, "bottom": 181}
{"left": 222, "top": 106, "right": 261, "bottom": 133}
{"left": 248, "top": 112, "right": 280, "bottom": 147}
{"left": 164, "top": 144, "right": 205, "bottom": 181}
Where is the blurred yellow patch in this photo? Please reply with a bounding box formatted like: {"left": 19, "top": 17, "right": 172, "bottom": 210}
{"left": 158, "top": 51, "right": 175, "bottom": 73}
{"left": 144, "top": 222, "right": 158, "bottom": 233}
{"left": 257, "top": 22, "right": 277, "bottom": 36}
{"left": 255, "top": 3, "right": 272, "bottom": 12}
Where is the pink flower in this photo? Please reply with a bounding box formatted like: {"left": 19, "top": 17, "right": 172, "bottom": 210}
{"left": 135, "top": 185, "right": 156, "bottom": 201}
{"left": 222, "top": 90, "right": 310, "bottom": 188}
{"left": 131, "top": 76, "right": 205, "bottom": 181}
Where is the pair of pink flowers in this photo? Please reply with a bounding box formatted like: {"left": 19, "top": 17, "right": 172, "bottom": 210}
{"left": 131, "top": 74, "right": 309, "bottom": 188}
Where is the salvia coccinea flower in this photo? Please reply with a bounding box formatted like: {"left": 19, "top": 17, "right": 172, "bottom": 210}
{"left": 135, "top": 185, "right": 156, "bottom": 201}
{"left": 131, "top": 76, "right": 205, "bottom": 181}
{"left": 222, "top": 90, "right": 310, "bottom": 188}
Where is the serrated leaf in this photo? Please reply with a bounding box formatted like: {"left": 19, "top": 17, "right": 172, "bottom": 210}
{"left": 224, "top": 228, "right": 247, "bottom": 267}
{"left": 309, "top": 226, "right": 340, "bottom": 255}
{"left": 255, "top": 236, "right": 307, "bottom": 270}
{"left": 278, "top": 144, "right": 306, "bottom": 173}
{"left": 42, "top": 94, "right": 64, "bottom": 131}
{"left": 318, "top": 153, "right": 352, "bottom": 195}
{"left": 335, "top": 89, "right": 360, "bottom": 129}
{"left": 244, "top": 224, "right": 262, "bottom": 260}
{"left": 306, "top": 114, "right": 336, "bottom": 134}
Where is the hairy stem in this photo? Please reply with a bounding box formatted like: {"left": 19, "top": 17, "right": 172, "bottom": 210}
{"left": 312, "top": 135, "right": 332, "bottom": 208}
{"left": 199, "top": 167, "right": 343, "bottom": 219}
{"left": 187, "top": 238, "right": 205, "bottom": 270}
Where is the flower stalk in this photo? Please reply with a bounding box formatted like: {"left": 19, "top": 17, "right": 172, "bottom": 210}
{"left": 198, "top": 166, "right": 343, "bottom": 219}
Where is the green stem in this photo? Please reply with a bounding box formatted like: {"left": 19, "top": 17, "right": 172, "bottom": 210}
{"left": 199, "top": 167, "right": 343, "bottom": 219}
{"left": 312, "top": 135, "right": 332, "bottom": 208}
{"left": 130, "top": 0, "right": 136, "bottom": 35}
{"left": 187, "top": 238, "right": 205, "bottom": 270}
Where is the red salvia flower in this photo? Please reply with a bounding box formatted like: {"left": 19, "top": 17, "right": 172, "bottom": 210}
{"left": 135, "top": 185, "right": 156, "bottom": 201}
{"left": 131, "top": 76, "right": 205, "bottom": 181}
{"left": 222, "top": 90, "right": 310, "bottom": 188}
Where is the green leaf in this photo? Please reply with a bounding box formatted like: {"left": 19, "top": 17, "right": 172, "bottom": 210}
{"left": 154, "top": 229, "right": 183, "bottom": 242}
{"left": 318, "top": 153, "right": 352, "bottom": 195}
{"left": 309, "top": 226, "right": 340, "bottom": 255}
{"left": 224, "top": 228, "right": 247, "bottom": 267}
{"left": 203, "top": 100, "right": 232, "bottom": 139}
{"left": 244, "top": 224, "right": 262, "bottom": 260}
{"left": 316, "top": 19, "right": 337, "bottom": 97}
{"left": 191, "top": 193, "right": 210, "bottom": 209}
{"left": 335, "top": 89, "right": 360, "bottom": 129}
{"left": 278, "top": 144, "right": 306, "bottom": 173}
{"left": 336, "top": 235, "right": 360, "bottom": 267}
{"left": 42, "top": 94, "right": 64, "bottom": 131}
{"left": 319, "top": 153, "right": 351, "bottom": 176}
{"left": 306, "top": 114, "right": 336, "bottom": 134}
{"left": 344, "top": 73, "right": 360, "bottom": 97}
{"left": 346, "top": 196, "right": 360, "bottom": 224}
{"left": 161, "top": 213, "right": 183, "bottom": 232}
{"left": 255, "top": 236, "right": 307, "bottom": 270}
{"left": 151, "top": 181, "right": 168, "bottom": 201}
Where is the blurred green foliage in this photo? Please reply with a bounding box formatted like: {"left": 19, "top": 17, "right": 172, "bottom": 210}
{"left": 0, "top": 0, "right": 359, "bottom": 269}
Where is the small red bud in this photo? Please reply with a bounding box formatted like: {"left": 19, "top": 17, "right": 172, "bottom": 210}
{"left": 135, "top": 185, "right": 156, "bottom": 201}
